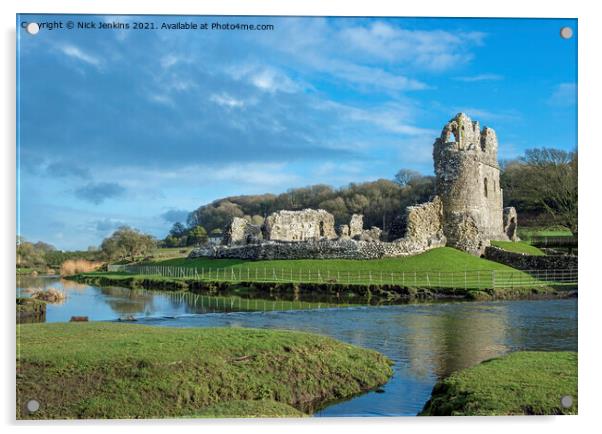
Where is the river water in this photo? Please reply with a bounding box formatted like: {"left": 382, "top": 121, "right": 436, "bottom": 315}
{"left": 17, "top": 276, "right": 577, "bottom": 416}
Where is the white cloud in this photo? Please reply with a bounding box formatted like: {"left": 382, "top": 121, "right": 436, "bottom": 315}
{"left": 454, "top": 74, "right": 504, "bottom": 82}
{"left": 251, "top": 19, "right": 486, "bottom": 94}
{"left": 319, "top": 59, "right": 427, "bottom": 91}
{"left": 209, "top": 163, "right": 301, "bottom": 186}
{"left": 59, "top": 44, "right": 101, "bottom": 67}
{"left": 210, "top": 93, "right": 246, "bottom": 109}
{"left": 148, "top": 93, "right": 173, "bottom": 106}
{"left": 109, "top": 163, "right": 302, "bottom": 190}
{"left": 548, "top": 83, "right": 577, "bottom": 107}
{"left": 338, "top": 22, "right": 485, "bottom": 71}
{"left": 318, "top": 99, "right": 435, "bottom": 137}
{"left": 160, "top": 54, "right": 180, "bottom": 69}
{"left": 229, "top": 64, "right": 302, "bottom": 93}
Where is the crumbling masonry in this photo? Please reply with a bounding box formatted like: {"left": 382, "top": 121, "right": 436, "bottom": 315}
{"left": 189, "top": 113, "right": 517, "bottom": 260}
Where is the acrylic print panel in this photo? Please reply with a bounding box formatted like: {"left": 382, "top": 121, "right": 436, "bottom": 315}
{"left": 16, "top": 14, "right": 578, "bottom": 419}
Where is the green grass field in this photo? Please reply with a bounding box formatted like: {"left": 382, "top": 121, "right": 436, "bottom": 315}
{"left": 77, "top": 247, "right": 568, "bottom": 290}
{"left": 17, "top": 323, "right": 393, "bottom": 419}
{"left": 517, "top": 227, "right": 573, "bottom": 239}
{"left": 122, "top": 247, "right": 544, "bottom": 289}
{"left": 146, "top": 247, "right": 520, "bottom": 274}
{"left": 420, "top": 351, "right": 577, "bottom": 415}
{"left": 149, "top": 247, "right": 194, "bottom": 260}
{"left": 490, "top": 241, "right": 546, "bottom": 256}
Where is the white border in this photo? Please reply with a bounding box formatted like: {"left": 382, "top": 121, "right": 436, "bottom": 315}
{"left": 3, "top": 1, "right": 600, "bottom": 433}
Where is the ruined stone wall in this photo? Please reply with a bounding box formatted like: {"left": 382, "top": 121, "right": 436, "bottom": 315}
{"left": 484, "top": 246, "right": 577, "bottom": 271}
{"left": 434, "top": 113, "right": 507, "bottom": 255}
{"left": 349, "top": 214, "right": 364, "bottom": 238}
{"left": 402, "top": 196, "right": 445, "bottom": 244}
{"left": 262, "top": 209, "right": 337, "bottom": 242}
{"left": 190, "top": 236, "right": 446, "bottom": 261}
{"left": 221, "top": 217, "right": 262, "bottom": 246}
{"left": 503, "top": 207, "right": 518, "bottom": 241}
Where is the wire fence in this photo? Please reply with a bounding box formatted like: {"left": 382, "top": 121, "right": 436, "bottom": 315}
{"left": 107, "top": 264, "right": 577, "bottom": 289}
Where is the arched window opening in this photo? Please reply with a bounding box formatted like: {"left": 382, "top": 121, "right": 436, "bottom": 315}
{"left": 484, "top": 178, "right": 488, "bottom": 198}
{"left": 451, "top": 123, "right": 460, "bottom": 142}
{"left": 319, "top": 221, "right": 325, "bottom": 237}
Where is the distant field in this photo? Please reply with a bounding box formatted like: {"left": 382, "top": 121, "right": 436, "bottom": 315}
{"left": 149, "top": 247, "right": 194, "bottom": 260}
{"left": 490, "top": 241, "right": 545, "bottom": 256}
{"left": 518, "top": 227, "right": 573, "bottom": 239}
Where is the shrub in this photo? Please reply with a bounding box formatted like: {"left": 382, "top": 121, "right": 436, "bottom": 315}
{"left": 60, "top": 259, "right": 103, "bottom": 276}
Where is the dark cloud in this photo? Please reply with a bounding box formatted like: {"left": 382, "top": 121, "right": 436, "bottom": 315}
{"left": 46, "top": 161, "right": 91, "bottom": 179}
{"left": 161, "top": 209, "right": 189, "bottom": 224}
{"left": 74, "top": 182, "right": 126, "bottom": 205}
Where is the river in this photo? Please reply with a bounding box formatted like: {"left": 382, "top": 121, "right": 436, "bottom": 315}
{"left": 17, "top": 275, "right": 577, "bottom": 416}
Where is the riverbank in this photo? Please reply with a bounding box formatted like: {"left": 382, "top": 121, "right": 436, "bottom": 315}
{"left": 69, "top": 271, "right": 574, "bottom": 302}
{"left": 17, "top": 322, "right": 393, "bottom": 419}
{"left": 420, "top": 351, "right": 577, "bottom": 415}
{"left": 16, "top": 298, "right": 46, "bottom": 323}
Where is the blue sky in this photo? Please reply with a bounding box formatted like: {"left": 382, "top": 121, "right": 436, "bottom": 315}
{"left": 17, "top": 15, "right": 577, "bottom": 250}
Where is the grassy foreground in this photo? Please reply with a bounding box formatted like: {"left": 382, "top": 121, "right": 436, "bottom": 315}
{"left": 17, "top": 323, "right": 393, "bottom": 419}
{"left": 420, "top": 351, "right": 577, "bottom": 416}
{"left": 490, "top": 241, "right": 545, "bottom": 256}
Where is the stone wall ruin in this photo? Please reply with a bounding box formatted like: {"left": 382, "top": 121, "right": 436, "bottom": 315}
{"left": 262, "top": 209, "right": 337, "bottom": 242}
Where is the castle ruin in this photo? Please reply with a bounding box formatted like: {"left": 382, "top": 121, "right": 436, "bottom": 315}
{"left": 189, "top": 113, "right": 517, "bottom": 260}
{"left": 434, "top": 113, "right": 512, "bottom": 254}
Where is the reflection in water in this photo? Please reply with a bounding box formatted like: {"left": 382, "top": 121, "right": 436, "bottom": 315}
{"left": 99, "top": 287, "right": 157, "bottom": 316}
{"left": 16, "top": 276, "right": 577, "bottom": 416}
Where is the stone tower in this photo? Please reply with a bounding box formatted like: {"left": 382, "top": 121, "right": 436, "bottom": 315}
{"left": 433, "top": 113, "right": 505, "bottom": 255}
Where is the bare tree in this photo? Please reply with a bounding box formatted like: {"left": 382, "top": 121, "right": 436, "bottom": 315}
{"left": 394, "top": 169, "right": 422, "bottom": 187}
{"left": 517, "top": 148, "right": 578, "bottom": 235}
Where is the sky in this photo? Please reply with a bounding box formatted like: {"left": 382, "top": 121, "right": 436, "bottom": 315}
{"left": 16, "top": 15, "right": 577, "bottom": 250}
